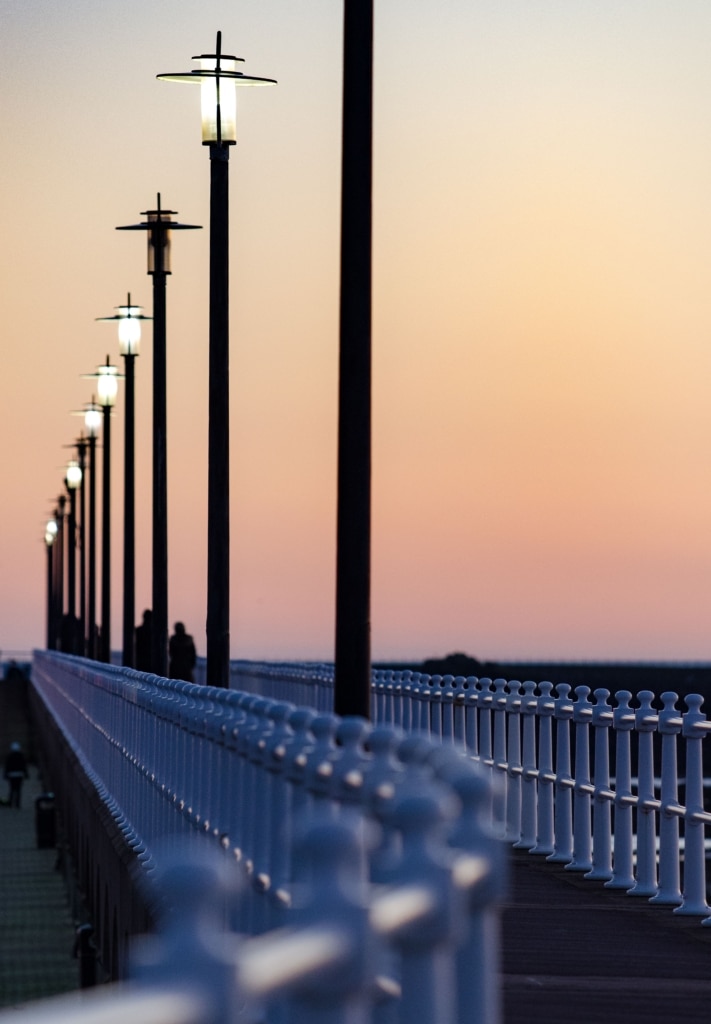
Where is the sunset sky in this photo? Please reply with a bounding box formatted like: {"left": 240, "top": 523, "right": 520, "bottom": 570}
{"left": 2, "top": 1, "right": 711, "bottom": 665}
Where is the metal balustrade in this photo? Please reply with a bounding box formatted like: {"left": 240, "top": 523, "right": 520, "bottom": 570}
{"left": 19, "top": 652, "right": 711, "bottom": 1024}
{"left": 222, "top": 660, "right": 711, "bottom": 924}
{"left": 23, "top": 651, "right": 505, "bottom": 1024}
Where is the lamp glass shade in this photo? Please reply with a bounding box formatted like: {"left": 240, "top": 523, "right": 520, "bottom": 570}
{"left": 118, "top": 307, "right": 142, "bottom": 355}
{"left": 84, "top": 408, "right": 102, "bottom": 436}
{"left": 46, "top": 519, "right": 58, "bottom": 537}
{"left": 45, "top": 529, "right": 56, "bottom": 546}
{"left": 200, "top": 57, "right": 238, "bottom": 143}
{"left": 66, "top": 461, "right": 82, "bottom": 489}
{"left": 96, "top": 365, "right": 119, "bottom": 407}
{"left": 147, "top": 215, "right": 172, "bottom": 274}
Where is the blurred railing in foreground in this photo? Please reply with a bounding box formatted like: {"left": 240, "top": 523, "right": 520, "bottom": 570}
{"left": 223, "top": 660, "right": 711, "bottom": 923}
{"left": 18, "top": 650, "right": 504, "bottom": 1024}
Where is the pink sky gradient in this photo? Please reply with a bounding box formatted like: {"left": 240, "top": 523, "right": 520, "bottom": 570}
{"left": 2, "top": 1, "right": 711, "bottom": 664}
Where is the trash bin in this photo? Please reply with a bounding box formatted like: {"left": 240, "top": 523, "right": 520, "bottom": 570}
{"left": 35, "top": 792, "right": 56, "bottom": 848}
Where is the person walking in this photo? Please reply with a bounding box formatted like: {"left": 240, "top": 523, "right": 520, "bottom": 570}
{"left": 4, "top": 742, "right": 29, "bottom": 809}
{"left": 135, "top": 609, "right": 153, "bottom": 672}
{"left": 168, "top": 622, "right": 197, "bottom": 683}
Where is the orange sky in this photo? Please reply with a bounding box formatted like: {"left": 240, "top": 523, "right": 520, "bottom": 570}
{"left": 2, "top": 1, "right": 711, "bottom": 663}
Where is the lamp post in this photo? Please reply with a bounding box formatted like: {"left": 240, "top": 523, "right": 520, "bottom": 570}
{"left": 97, "top": 297, "right": 148, "bottom": 668}
{"left": 83, "top": 404, "right": 101, "bottom": 657}
{"left": 55, "top": 495, "right": 66, "bottom": 650}
{"left": 95, "top": 359, "right": 119, "bottom": 663}
{"left": 116, "top": 199, "right": 199, "bottom": 676}
{"left": 45, "top": 519, "right": 58, "bottom": 650}
{"left": 65, "top": 459, "right": 82, "bottom": 653}
{"left": 158, "top": 32, "right": 276, "bottom": 688}
{"left": 81, "top": 401, "right": 103, "bottom": 655}
{"left": 75, "top": 437, "right": 88, "bottom": 654}
{"left": 334, "top": 1, "right": 374, "bottom": 718}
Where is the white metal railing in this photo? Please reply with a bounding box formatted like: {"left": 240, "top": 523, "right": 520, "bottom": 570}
{"left": 221, "top": 660, "right": 711, "bottom": 924}
{"left": 22, "top": 651, "right": 505, "bottom": 1024}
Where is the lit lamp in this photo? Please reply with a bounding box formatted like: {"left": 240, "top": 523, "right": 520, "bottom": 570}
{"left": 65, "top": 459, "right": 82, "bottom": 653}
{"left": 116, "top": 199, "right": 199, "bottom": 676}
{"left": 158, "top": 32, "right": 276, "bottom": 688}
{"left": 45, "top": 519, "right": 58, "bottom": 650}
{"left": 98, "top": 296, "right": 149, "bottom": 668}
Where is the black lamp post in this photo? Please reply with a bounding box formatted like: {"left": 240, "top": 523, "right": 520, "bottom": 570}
{"left": 55, "top": 495, "right": 66, "bottom": 649}
{"left": 334, "top": 1, "right": 374, "bottom": 718}
{"left": 116, "top": 198, "right": 199, "bottom": 677}
{"left": 97, "top": 297, "right": 148, "bottom": 668}
{"left": 45, "top": 518, "right": 58, "bottom": 650}
{"left": 65, "top": 459, "right": 82, "bottom": 653}
{"left": 83, "top": 404, "right": 101, "bottom": 658}
{"left": 96, "top": 360, "right": 119, "bottom": 663}
{"left": 75, "top": 437, "right": 88, "bottom": 654}
{"left": 82, "top": 363, "right": 120, "bottom": 663}
{"left": 158, "top": 32, "right": 276, "bottom": 688}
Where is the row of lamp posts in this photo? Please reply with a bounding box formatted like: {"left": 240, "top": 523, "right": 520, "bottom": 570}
{"left": 43, "top": 13, "right": 373, "bottom": 715}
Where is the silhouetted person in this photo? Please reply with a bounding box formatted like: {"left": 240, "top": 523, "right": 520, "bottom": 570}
{"left": 60, "top": 613, "right": 80, "bottom": 654}
{"left": 135, "top": 609, "right": 153, "bottom": 672}
{"left": 4, "top": 742, "right": 28, "bottom": 809}
{"left": 169, "top": 622, "right": 196, "bottom": 683}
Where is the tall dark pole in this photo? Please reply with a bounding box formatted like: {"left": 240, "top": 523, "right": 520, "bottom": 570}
{"left": 66, "top": 479, "right": 78, "bottom": 651}
{"left": 56, "top": 497, "right": 65, "bottom": 650}
{"left": 206, "top": 140, "right": 231, "bottom": 688}
{"left": 122, "top": 348, "right": 136, "bottom": 666}
{"left": 46, "top": 537, "right": 55, "bottom": 650}
{"left": 334, "top": 0, "right": 374, "bottom": 719}
{"left": 87, "top": 431, "right": 97, "bottom": 658}
{"left": 77, "top": 438, "right": 88, "bottom": 654}
{"left": 117, "top": 198, "right": 200, "bottom": 677}
{"left": 152, "top": 244, "right": 168, "bottom": 677}
{"left": 100, "top": 401, "right": 112, "bottom": 663}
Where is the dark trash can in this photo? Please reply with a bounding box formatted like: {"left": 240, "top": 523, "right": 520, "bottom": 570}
{"left": 73, "top": 923, "right": 97, "bottom": 988}
{"left": 35, "top": 792, "right": 56, "bottom": 848}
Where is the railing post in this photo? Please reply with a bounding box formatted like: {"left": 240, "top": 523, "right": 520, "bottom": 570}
{"left": 463, "top": 677, "right": 480, "bottom": 759}
{"left": 491, "top": 679, "right": 509, "bottom": 836}
{"left": 435, "top": 753, "right": 505, "bottom": 1024}
{"left": 605, "top": 691, "right": 636, "bottom": 890}
{"left": 505, "top": 681, "right": 523, "bottom": 844}
{"left": 130, "top": 848, "right": 242, "bottom": 1024}
{"left": 283, "top": 820, "right": 373, "bottom": 1024}
{"left": 566, "top": 686, "right": 593, "bottom": 872}
{"left": 650, "top": 692, "right": 683, "bottom": 906}
{"left": 628, "top": 690, "right": 658, "bottom": 898}
{"left": 531, "top": 681, "right": 555, "bottom": 856}
{"left": 517, "top": 681, "right": 539, "bottom": 851}
{"left": 675, "top": 694, "right": 710, "bottom": 916}
{"left": 548, "top": 683, "right": 574, "bottom": 864}
{"left": 586, "top": 688, "right": 613, "bottom": 881}
{"left": 375, "top": 791, "right": 461, "bottom": 1024}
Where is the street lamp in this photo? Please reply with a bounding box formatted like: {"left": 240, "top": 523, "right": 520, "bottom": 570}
{"left": 158, "top": 32, "right": 276, "bottom": 688}
{"left": 74, "top": 437, "right": 89, "bottom": 654}
{"left": 96, "top": 358, "right": 119, "bottom": 663}
{"left": 97, "top": 296, "right": 149, "bottom": 668}
{"left": 83, "top": 404, "right": 101, "bottom": 657}
{"left": 65, "top": 459, "right": 82, "bottom": 653}
{"left": 116, "top": 198, "right": 199, "bottom": 676}
{"left": 45, "top": 519, "right": 58, "bottom": 650}
{"left": 81, "top": 362, "right": 119, "bottom": 663}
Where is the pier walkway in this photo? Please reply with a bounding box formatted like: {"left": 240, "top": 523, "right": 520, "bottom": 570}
{"left": 0, "top": 770, "right": 78, "bottom": 1008}
{"left": 2, "top": 668, "right": 711, "bottom": 1020}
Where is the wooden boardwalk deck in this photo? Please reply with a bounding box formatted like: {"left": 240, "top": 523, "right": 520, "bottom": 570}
{"left": 502, "top": 849, "right": 711, "bottom": 1023}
